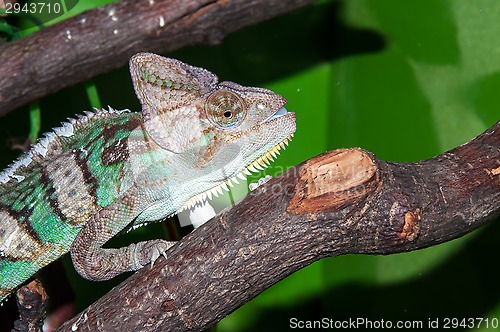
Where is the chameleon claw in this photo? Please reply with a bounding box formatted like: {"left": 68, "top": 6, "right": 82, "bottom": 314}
{"left": 146, "top": 240, "right": 175, "bottom": 268}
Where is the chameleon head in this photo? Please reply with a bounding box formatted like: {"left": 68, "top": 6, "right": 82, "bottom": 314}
{"left": 196, "top": 80, "right": 295, "bottom": 175}
{"left": 129, "top": 53, "right": 296, "bottom": 205}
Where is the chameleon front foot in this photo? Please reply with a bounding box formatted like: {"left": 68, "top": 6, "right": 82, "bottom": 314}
{"left": 134, "top": 239, "right": 176, "bottom": 268}
{"left": 70, "top": 239, "right": 176, "bottom": 281}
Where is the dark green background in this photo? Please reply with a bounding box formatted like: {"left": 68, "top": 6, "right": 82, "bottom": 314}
{"left": 1, "top": 0, "right": 499, "bottom": 331}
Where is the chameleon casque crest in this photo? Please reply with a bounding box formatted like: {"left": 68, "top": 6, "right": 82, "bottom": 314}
{"left": 0, "top": 53, "right": 296, "bottom": 302}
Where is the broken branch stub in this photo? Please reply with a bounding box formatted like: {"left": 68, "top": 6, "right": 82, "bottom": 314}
{"left": 287, "top": 148, "right": 380, "bottom": 214}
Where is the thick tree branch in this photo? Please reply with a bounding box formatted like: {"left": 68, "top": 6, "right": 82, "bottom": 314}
{"left": 55, "top": 121, "right": 500, "bottom": 331}
{"left": 0, "top": 0, "right": 312, "bottom": 116}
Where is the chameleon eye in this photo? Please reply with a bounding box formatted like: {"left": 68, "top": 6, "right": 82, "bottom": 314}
{"left": 205, "top": 90, "right": 246, "bottom": 128}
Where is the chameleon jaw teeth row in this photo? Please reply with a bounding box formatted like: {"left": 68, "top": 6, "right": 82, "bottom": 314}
{"left": 178, "top": 133, "right": 293, "bottom": 213}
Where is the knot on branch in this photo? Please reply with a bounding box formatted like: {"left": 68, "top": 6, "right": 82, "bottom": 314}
{"left": 378, "top": 201, "right": 423, "bottom": 247}
{"left": 399, "top": 208, "right": 422, "bottom": 242}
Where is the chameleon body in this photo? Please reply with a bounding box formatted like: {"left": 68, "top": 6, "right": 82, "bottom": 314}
{"left": 0, "top": 53, "right": 296, "bottom": 302}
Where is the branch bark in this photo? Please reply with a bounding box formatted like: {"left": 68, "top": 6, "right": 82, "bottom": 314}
{"left": 55, "top": 121, "right": 500, "bottom": 331}
{"left": 0, "top": 0, "right": 313, "bottom": 116}
{"left": 13, "top": 280, "right": 47, "bottom": 332}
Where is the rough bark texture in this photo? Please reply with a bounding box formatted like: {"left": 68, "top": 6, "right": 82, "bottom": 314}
{"left": 13, "top": 280, "right": 47, "bottom": 332}
{"left": 54, "top": 122, "right": 500, "bottom": 331}
{"left": 0, "top": 0, "right": 313, "bottom": 116}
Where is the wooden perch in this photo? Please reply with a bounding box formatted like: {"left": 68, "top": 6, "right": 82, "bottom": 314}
{"left": 54, "top": 121, "right": 500, "bottom": 331}
{"left": 13, "top": 280, "right": 47, "bottom": 332}
{"left": 0, "top": 0, "right": 312, "bottom": 117}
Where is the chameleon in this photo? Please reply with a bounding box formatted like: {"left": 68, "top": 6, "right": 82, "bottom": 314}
{"left": 0, "top": 53, "right": 296, "bottom": 302}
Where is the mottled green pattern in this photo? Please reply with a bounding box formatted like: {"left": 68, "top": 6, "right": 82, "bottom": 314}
{"left": 0, "top": 111, "right": 143, "bottom": 301}
{"left": 0, "top": 260, "right": 33, "bottom": 289}
{"left": 57, "top": 112, "right": 142, "bottom": 208}
{"left": 141, "top": 68, "right": 197, "bottom": 91}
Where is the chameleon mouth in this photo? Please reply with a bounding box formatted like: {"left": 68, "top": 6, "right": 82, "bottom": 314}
{"left": 262, "top": 107, "right": 289, "bottom": 123}
{"left": 177, "top": 133, "right": 294, "bottom": 212}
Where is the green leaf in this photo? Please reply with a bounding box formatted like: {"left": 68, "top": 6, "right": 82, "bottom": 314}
{"left": 28, "top": 102, "right": 41, "bottom": 143}
{"left": 84, "top": 80, "right": 102, "bottom": 110}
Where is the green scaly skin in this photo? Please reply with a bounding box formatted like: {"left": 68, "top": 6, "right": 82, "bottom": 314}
{"left": 0, "top": 110, "right": 144, "bottom": 301}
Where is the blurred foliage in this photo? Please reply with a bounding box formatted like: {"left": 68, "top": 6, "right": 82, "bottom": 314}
{"left": 0, "top": 0, "right": 499, "bottom": 331}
